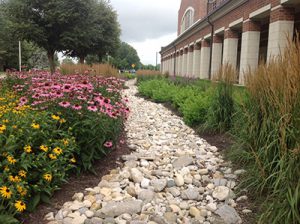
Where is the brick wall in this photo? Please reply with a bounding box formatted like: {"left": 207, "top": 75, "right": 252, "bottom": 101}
{"left": 163, "top": 0, "right": 300, "bottom": 59}
{"left": 178, "top": 0, "right": 208, "bottom": 35}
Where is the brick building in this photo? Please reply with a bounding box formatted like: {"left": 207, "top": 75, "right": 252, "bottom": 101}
{"left": 160, "top": 0, "right": 300, "bottom": 84}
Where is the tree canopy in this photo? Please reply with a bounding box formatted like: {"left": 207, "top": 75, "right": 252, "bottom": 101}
{"left": 4, "top": 0, "right": 120, "bottom": 73}
{"left": 111, "top": 42, "right": 141, "bottom": 70}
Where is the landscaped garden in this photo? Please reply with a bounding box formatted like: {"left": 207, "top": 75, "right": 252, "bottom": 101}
{"left": 0, "top": 70, "right": 129, "bottom": 223}
{"left": 137, "top": 39, "right": 300, "bottom": 224}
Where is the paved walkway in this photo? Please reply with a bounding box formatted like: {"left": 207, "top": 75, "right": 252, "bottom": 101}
{"left": 46, "top": 80, "right": 249, "bottom": 224}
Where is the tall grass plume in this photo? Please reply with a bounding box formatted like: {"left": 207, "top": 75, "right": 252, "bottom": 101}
{"left": 232, "top": 37, "right": 300, "bottom": 223}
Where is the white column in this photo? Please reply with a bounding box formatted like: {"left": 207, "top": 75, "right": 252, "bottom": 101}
{"left": 200, "top": 41, "right": 211, "bottom": 79}
{"left": 187, "top": 48, "right": 194, "bottom": 77}
{"left": 267, "top": 21, "right": 294, "bottom": 60}
{"left": 178, "top": 53, "right": 182, "bottom": 76}
{"left": 170, "top": 55, "right": 174, "bottom": 76}
{"left": 239, "top": 31, "right": 260, "bottom": 84}
{"left": 211, "top": 36, "right": 223, "bottom": 76}
{"left": 176, "top": 54, "right": 180, "bottom": 76}
{"left": 223, "top": 29, "right": 239, "bottom": 68}
{"left": 192, "top": 44, "right": 201, "bottom": 78}
{"left": 182, "top": 50, "right": 187, "bottom": 76}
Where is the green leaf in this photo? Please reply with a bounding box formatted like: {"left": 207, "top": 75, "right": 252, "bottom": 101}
{"left": 0, "top": 215, "right": 19, "bottom": 224}
{"left": 27, "top": 193, "right": 40, "bottom": 212}
{"left": 40, "top": 193, "right": 51, "bottom": 205}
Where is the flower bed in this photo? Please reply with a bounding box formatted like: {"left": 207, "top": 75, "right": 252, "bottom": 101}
{"left": 0, "top": 71, "right": 128, "bottom": 221}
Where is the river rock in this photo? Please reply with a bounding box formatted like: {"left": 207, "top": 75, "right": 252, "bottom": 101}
{"left": 100, "top": 200, "right": 143, "bottom": 217}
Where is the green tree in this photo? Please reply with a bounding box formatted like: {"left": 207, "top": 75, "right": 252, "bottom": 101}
{"left": 111, "top": 42, "right": 141, "bottom": 69}
{"left": 63, "top": 0, "right": 120, "bottom": 64}
{"left": 5, "top": 0, "right": 93, "bottom": 73}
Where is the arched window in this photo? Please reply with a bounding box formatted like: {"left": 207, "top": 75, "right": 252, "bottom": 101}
{"left": 181, "top": 7, "right": 195, "bottom": 34}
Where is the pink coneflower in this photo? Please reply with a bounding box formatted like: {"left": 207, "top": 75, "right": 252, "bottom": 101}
{"left": 59, "top": 101, "right": 71, "bottom": 108}
{"left": 62, "top": 84, "right": 72, "bottom": 92}
{"left": 72, "top": 104, "right": 82, "bottom": 110}
{"left": 55, "top": 91, "right": 64, "bottom": 98}
{"left": 32, "top": 93, "right": 40, "bottom": 99}
{"left": 77, "top": 96, "right": 87, "bottom": 101}
{"left": 103, "top": 98, "right": 110, "bottom": 104}
{"left": 19, "top": 97, "right": 28, "bottom": 105}
{"left": 104, "top": 141, "right": 113, "bottom": 148}
{"left": 87, "top": 105, "right": 97, "bottom": 112}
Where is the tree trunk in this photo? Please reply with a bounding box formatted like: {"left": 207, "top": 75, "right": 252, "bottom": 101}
{"left": 98, "top": 54, "right": 103, "bottom": 63}
{"left": 79, "top": 56, "right": 85, "bottom": 64}
{"left": 47, "top": 51, "right": 55, "bottom": 74}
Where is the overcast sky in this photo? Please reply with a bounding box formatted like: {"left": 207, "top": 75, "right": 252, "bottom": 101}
{"left": 110, "top": 0, "right": 181, "bottom": 65}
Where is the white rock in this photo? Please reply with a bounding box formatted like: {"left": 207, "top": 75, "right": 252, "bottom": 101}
{"left": 141, "top": 178, "right": 150, "bottom": 188}
{"left": 72, "top": 193, "right": 84, "bottom": 202}
{"left": 85, "top": 210, "right": 94, "bottom": 218}
{"left": 199, "top": 169, "right": 209, "bottom": 175}
{"left": 206, "top": 203, "right": 217, "bottom": 212}
{"left": 242, "top": 209, "right": 252, "bottom": 214}
{"left": 212, "top": 186, "right": 230, "bottom": 201}
{"left": 45, "top": 212, "right": 55, "bottom": 221}
{"left": 174, "top": 174, "right": 184, "bottom": 187}
{"left": 130, "top": 168, "right": 144, "bottom": 183}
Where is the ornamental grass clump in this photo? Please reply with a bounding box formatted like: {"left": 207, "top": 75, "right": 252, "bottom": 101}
{"left": 0, "top": 93, "right": 78, "bottom": 220}
{"left": 204, "top": 64, "right": 237, "bottom": 133}
{"left": 232, "top": 38, "right": 300, "bottom": 223}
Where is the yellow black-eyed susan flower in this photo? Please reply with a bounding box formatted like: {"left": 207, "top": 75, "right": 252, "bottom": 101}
{"left": 49, "top": 154, "right": 57, "bottom": 160}
{"left": 14, "top": 200, "right": 26, "bottom": 212}
{"left": 31, "top": 123, "right": 40, "bottom": 129}
{"left": 53, "top": 147, "right": 63, "bottom": 155}
{"left": 7, "top": 155, "right": 16, "bottom": 164}
{"left": 43, "top": 173, "right": 52, "bottom": 182}
{"left": 18, "top": 170, "right": 27, "bottom": 178}
{"left": 40, "top": 145, "right": 48, "bottom": 152}
{"left": 51, "top": 115, "right": 60, "bottom": 121}
{"left": 0, "top": 186, "right": 12, "bottom": 199}
{"left": 24, "top": 145, "right": 32, "bottom": 153}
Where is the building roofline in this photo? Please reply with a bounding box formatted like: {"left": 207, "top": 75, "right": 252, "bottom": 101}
{"left": 160, "top": 0, "right": 249, "bottom": 54}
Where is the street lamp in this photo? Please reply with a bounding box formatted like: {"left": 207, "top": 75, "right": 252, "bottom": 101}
{"left": 18, "top": 41, "right": 21, "bottom": 72}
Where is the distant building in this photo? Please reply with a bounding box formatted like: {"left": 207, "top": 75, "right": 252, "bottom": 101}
{"left": 160, "top": 0, "right": 300, "bottom": 84}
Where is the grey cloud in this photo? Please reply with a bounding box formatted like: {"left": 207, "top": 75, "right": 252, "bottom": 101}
{"left": 110, "top": 0, "right": 180, "bottom": 42}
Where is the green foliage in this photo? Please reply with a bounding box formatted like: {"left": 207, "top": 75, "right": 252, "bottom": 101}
{"left": 180, "top": 94, "right": 210, "bottom": 126}
{"left": 111, "top": 42, "right": 141, "bottom": 69}
{"left": 4, "top": 0, "right": 120, "bottom": 73}
{"left": 66, "top": 0, "right": 121, "bottom": 63}
{"left": 138, "top": 78, "right": 212, "bottom": 126}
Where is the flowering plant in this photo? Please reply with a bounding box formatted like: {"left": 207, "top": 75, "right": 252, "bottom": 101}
{"left": 0, "top": 92, "right": 78, "bottom": 217}
{"left": 6, "top": 71, "right": 129, "bottom": 171}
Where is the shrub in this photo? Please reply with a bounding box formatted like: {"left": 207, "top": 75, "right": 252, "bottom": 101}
{"left": 181, "top": 93, "right": 210, "bottom": 126}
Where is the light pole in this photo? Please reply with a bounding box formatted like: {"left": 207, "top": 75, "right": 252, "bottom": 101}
{"left": 156, "top": 52, "right": 158, "bottom": 70}
{"left": 18, "top": 41, "right": 22, "bottom": 72}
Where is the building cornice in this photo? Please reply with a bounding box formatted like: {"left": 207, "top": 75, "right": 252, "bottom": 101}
{"left": 160, "top": 0, "right": 249, "bottom": 54}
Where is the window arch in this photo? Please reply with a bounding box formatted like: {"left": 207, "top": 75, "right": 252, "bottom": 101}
{"left": 181, "top": 7, "right": 195, "bottom": 34}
